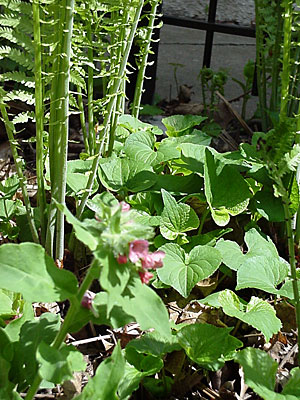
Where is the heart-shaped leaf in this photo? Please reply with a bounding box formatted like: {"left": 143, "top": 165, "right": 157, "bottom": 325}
{"left": 99, "top": 157, "right": 156, "bottom": 192}
{"left": 204, "top": 148, "right": 251, "bottom": 226}
{"left": 157, "top": 243, "right": 221, "bottom": 297}
{"left": 160, "top": 189, "right": 199, "bottom": 240}
{"left": 204, "top": 290, "right": 281, "bottom": 342}
{"left": 162, "top": 115, "right": 207, "bottom": 137}
{"left": 124, "top": 131, "right": 164, "bottom": 166}
{"left": 177, "top": 323, "right": 242, "bottom": 371}
{"left": 0, "top": 243, "right": 78, "bottom": 302}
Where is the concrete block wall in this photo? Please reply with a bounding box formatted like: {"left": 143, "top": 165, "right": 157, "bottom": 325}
{"left": 162, "top": 0, "right": 255, "bottom": 26}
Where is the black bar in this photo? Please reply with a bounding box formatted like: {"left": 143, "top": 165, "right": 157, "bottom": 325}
{"left": 162, "top": 15, "right": 256, "bottom": 38}
{"left": 203, "top": 0, "right": 218, "bottom": 67}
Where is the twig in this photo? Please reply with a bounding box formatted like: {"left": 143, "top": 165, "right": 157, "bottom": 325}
{"left": 278, "top": 343, "right": 298, "bottom": 370}
{"left": 216, "top": 91, "right": 253, "bottom": 137}
{"left": 69, "top": 334, "right": 112, "bottom": 347}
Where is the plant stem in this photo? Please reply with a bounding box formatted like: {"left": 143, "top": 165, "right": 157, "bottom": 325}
{"left": 25, "top": 259, "right": 100, "bottom": 400}
{"left": 280, "top": 0, "right": 293, "bottom": 121}
{"left": 77, "top": 85, "right": 89, "bottom": 153}
{"left": 254, "top": 0, "right": 268, "bottom": 131}
{"left": 0, "top": 101, "right": 39, "bottom": 244}
{"left": 33, "top": 0, "right": 47, "bottom": 246}
{"left": 270, "top": 0, "right": 283, "bottom": 113}
{"left": 132, "top": 0, "right": 160, "bottom": 118}
{"left": 282, "top": 198, "right": 300, "bottom": 365}
{"left": 87, "top": 17, "right": 95, "bottom": 155}
{"left": 75, "top": 1, "right": 144, "bottom": 221}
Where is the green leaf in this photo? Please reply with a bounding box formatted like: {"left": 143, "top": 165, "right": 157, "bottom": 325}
{"left": 75, "top": 342, "right": 125, "bottom": 400}
{"left": 157, "top": 243, "right": 221, "bottom": 297}
{"left": 66, "top": 160, "right": 98, "bottom": 197}
{"left": 4, "top": 301, "right": 34, "bottom": 342}
{"left": 118, "top": 114, "right": 163, "bottom": 136}
{"left": 122, "top": 276, "right": 171, "bottom": 339}
{"left": 206, "top": 290, "right": 281, "bottom": 342}
{"left": 204, "top": 148, "right": 251, "bottom": 226}
{"left": 160, "top": 189, "right": 199, "bottom": 240}
{"left": 125, "top": 331, "right": 181, "bottom": 357}
{"left": 125, "top": 347, "right": 163, "bottom": 375}
{"left": 216, "top": 228, "right": 286, "bottom": 271}
{"left": 177, "top": 323, "right": 242, "bottom": 371}
{"left": 0, "top": 243, "right": 78, "bottom": 302}
{"left": 149, "top": 174, "right": 204, "bottom": 196}
{"left": 124, "top": 131, "right": 163, "bottom": 166}
{"left": 253, "top": 190, "right": 285, "bottom": 222}
{"left": 0, "top": 291, "right": 13, "bottom": 316}
{"left": 37, "top": 342, "right": 86, "bottom": 384}
{"left": 236, "top": 256, "right": 289, "bottom": 295}
{"left": 162, "top": 115, "right": 207, "bottom": 137}
{"left": 14, "top": 313, "right": 61, "bottom": 387}
{"left": 99, "top": 157, "right": 156, "bottom": 192}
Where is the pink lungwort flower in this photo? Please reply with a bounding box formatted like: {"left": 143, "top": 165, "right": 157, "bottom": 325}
{"left": 139, "top": 270, "right": 154, "bottom": 284}
{"left": 129, "top": 240, "right": 149, "bottom": 263}
{"left": 117, "top": 254, "right": 128, "bottom": 264}
{"left": 141, "top": 250, "right": 165, "bottom": 270}
{"left": 81, "top": 290, "right": 96, "bottom": 310}
{"left": 120, "top": 201, "right": 130, "bottom": 212}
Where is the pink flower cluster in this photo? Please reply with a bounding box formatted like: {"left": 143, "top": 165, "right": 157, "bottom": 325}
{"left": 117, "top": 239, "right": 165, "bottom": 284}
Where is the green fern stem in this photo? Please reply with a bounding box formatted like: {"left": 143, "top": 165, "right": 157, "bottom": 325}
{"left": 75, "top": 1, "right": 145, "bottom": 222}
{"left": 25, "top": 258, "right": 100, "bottom": 400}
{"left": 45, "top": 1, "right": 67, "bottom": 256}
{"left": 254, "top": 0, "right": 268, "bottom": 131}
{"left": 0, "top": 101, "right": 39, "bottom": 244}
{"left": 54, "top": 0, "right": 75, "bottom": 262}
{"left": 33, "top": 0, "right": 47, "bottom": 246}
{"left": 87, "top": 18, "right": 95, "bottom": 155}
{"left": 77, "top": 85, "right": 89, "bottom": 153}
{"left": 270, "top": 0, "right": 283, "bottom": 113}
{"left": 282, "top": 196, "right": 300, "bottom": 365}
{"left": 132, "top": 0, "right": 160, "bottom": 118}
{"left": 280, "top": 0, "right": 293, "bottom": 120}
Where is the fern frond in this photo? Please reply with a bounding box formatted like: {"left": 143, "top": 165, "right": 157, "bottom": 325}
{"left": 0, "top": 0, "right": 32, "bottom": 15}
{"left": 284, "top": 144, "right": 300, "bottom": 172}
{"left": 0, "top": 27, "right": 34, "bottom": 52}
{"left": 12, "top": 111, "right": 34, "bottom": 124}
{"left": 0, "top": 13, "right": 33, "bottom": 34}
{"left": 4, "top": 90, "right": 35, "bottom": 106}
{"left": 0, "top": 47, "right": 34, "bottom": 70}
{"left": 0, "top": 71, "right": 34, "bottom": 88}
{"left": 70, "top": 70, "right": 86, "bottom": 90}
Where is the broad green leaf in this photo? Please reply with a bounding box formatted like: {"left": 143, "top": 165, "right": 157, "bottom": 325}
{"left": 160, "top": 189, "right": 199, "bottom": 240}
{"left": 37, "top": 342, "right": 86, "bottom": 384}
{"left": 204, "top": 148, "right": 251, "bottom": 226}
{"left": 234, "top": 348, "right": 300, "bottom": 400}
{"left": 123, "top": 275, "right": 171, "bottom": 339}
{"left": 124, "top": 131, "right": 163, "bottom": 166}
{"left": 4, "top": 301, "right": 34, "bottom": 342}
{"left": 125, "top": 331, "right": 181, "bottom": 357}
{"left": 178, "top": 143, "right": 206, "bottom": 174}
{"left": 158, "top": 243, "right": 221, "bottom": 297}
{"left": 149, "top": 174, "right": 203, "bottom": 196}
{"left": 66, "top": 160, "right": 98, "bottom": 197}
{"left": 99, "top": 157, "right": 156, "bottom": 192}
{"left": 0, "top": 243, "right": 78, "bottom": 302}
{"left": 125, "top": 347, "right": 163, "bottom": 375}
{"left": 253, "top": 190, "right": 285, "bottom": 222}
{"left": 177, "top": 323, "right": 242, "bottom": 371}
{"left": 236, "top": 256, "right": 289, "bottom": 295}
{"left": 209, "top": 290, "right": 281, "bottom": 342}
{"left": 0, "top": 291, "right": 12, "bottom": 316}
{"left": 162, "top": 115, "right": 206, "bottom": 137}
{"left": 118, "top": 114, "right": 163, "bottom": 136}
{"left": 216, "top": 228, "right": 286, "bottom": 271}
{"left": 75, "top": 342, "right": 125, "bottom": 400}
{"left": 14, "top": 313, "right": 60, "bottom": 387}
{"left": 97, "top": 254, "right": 131, "bottom": 315}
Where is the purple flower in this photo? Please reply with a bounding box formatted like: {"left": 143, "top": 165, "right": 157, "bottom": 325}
{"left": 81, "top": 290, "right": 95, "bottom": 310}
{"left": 117, "top": 254, "right": 128, "bottom": 264}
{"left": 120, "top": 201, "right": 130, "bottom": 212}
{"left": 129, "top": 240, "right": 149, "bottom": 263}
{"left": 139, "top": 270, "right": 154, "bottom": 284}
{"left": 141, "top": 250, "right": 165, "bottom": 270}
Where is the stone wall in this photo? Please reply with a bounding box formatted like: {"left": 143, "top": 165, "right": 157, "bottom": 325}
{"left": 162, "top": 0, "right": 255, "bottom": 26}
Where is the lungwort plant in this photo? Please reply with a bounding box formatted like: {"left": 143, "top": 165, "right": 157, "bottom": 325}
{"left": 1, "top": 0, "right": 300, "bottom": 399}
